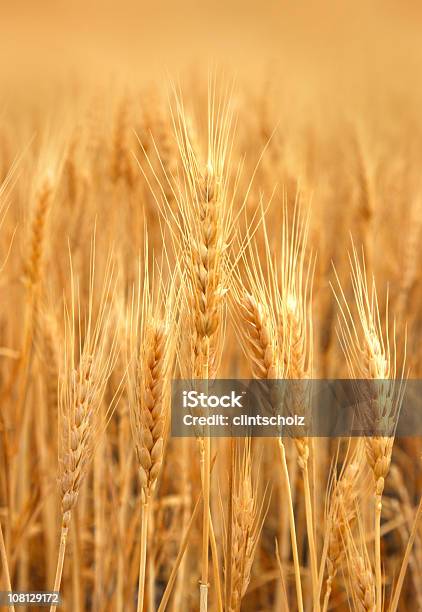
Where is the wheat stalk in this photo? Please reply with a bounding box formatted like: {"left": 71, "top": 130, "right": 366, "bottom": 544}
{"left": 323, "top": 449, "right": 363, "bottom": 611}
{"left": 127, "top": 251, "right": 176, "bottom": 612}
{"left": 232, "top": 200, "right": 318, "bottom": 610}
{"left": 234, "top": 283, "right": 304, "bottom": 611}
{"left": 224, "top": 440, "right": 266, "bottom": 612}
{"left": 166, "top": 80, "right": 236, "bottom": 612}
{"left": 274, "top": 202, "right": 320, "bottom": 607}
{"left": 51, "top": 245, "right": 118, "bottom": 611}
{"left": 333, "top": 244, "right": 406, "bottom": 611}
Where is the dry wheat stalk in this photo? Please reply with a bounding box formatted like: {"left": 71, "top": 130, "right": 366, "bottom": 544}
{"left": 233, "top": 276, "right": 303, "bottom": 611}
{"left": 323, "top": 449, "right": 363, "bottom": 611}
{"left": 274, "top": 203, "right": 319, "bottom": 606}
{"left": 127, "top": 253, "right": 176, "bottom": 612}
{"left": 167, "top": 82, "right": 236, "bottom": 612}
{"left": 51, "top": 246, "right": 118, "bottom": 611}
{"left": 224, "top": 440, "right": 265, "bottom": 612}
{"left": 233, "top": 201, "right": 316, "bottom": 610}
{"left": 333, "top": 244, "right": 406, "bottom": 612}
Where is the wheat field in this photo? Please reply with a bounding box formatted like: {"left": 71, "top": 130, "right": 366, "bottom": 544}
{"left": 1, "top": 2, "right": 422, "bottom": 611}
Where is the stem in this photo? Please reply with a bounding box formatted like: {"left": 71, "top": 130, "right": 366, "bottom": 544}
{"left": 200, "top": 436, "right": 210, "bottom": 612}
{"left": 50, "top": 523, "right": 69, "bottom": 612}
{"left": 277, "top": 456, "right": 296, "bottom": 606}
{"left": 35, "top": 392, "right": 56, "bottom": 586}
{"left": 316, "top": 523, "right": 330, "bottom": 605}
{"left": 137, "top": 498, "right": 150, "bottom": 612}
{"left": 375, "top": 494, "right": 382, "bottom": 612}
{"left": 209, "top": 508, "right": 223, "bottom": 612}
{"left": 71, "top": 515, "right": 81, "bottom": 612}
{"left": 275, "top": 538, "right": 289, "bottom": 611}
{"left": 0, "top": 520, "right": 15, "bottom": 612}
{"left": 148, "top": 504, "right": 155, "bottom": 612}
{"left": 225, "top": 440, "right": 234, "bottom": 609}
{"left": 302, "top": 462, "right": 319, "bottom": 611}
{"left": 390, "top": 494, "right": 422, "bottom": 612}
{"left": 277, "top": 439, "right": 303, "bottom": 612}
{"left": 200, "top": 353, "right": 210, "bottom": 612}
{"left": 173, "top": 438, "right": 190, "bottom": 609}
{"left": 94, "top": 446, "right": 104, "bottom": 609}
{"left": 117, "top": 438, "right": 133, "bottom": 612}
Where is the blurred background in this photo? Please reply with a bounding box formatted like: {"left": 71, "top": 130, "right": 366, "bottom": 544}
{"left": 1, "top": 1, "right": 422, "bottom": 106}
